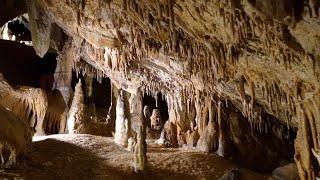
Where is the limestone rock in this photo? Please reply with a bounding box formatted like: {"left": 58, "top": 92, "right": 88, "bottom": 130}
{"left": 0, "top": 73, "right": 48, "bottom": 134}
{"left": 127, "top": 137, "right": 136, "bottom": 152}
{"left": 143, "top": 106, "right": 151, "bottom": 128}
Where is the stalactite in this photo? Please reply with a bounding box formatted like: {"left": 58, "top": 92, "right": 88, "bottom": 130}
{"left": 26, "top": 0, "right": 52, "bottom": 57}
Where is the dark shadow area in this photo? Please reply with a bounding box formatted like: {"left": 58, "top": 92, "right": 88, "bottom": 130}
{"left": 92, "top": 77, "right": 111, "bottom": 109}
{"left": 0, "top": 40, "right": 57, "bottom": 88}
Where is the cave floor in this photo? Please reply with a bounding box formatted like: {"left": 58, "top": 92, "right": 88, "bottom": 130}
{"left": 0, "top": 134, "right": 269, "bottom": 180}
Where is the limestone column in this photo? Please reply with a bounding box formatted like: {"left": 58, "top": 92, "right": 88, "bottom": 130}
{"left": 130, "top": 88, "right": 147, "bottom": 173}
{"left": 114, "top": 90, "right": 129, "bottom": 147}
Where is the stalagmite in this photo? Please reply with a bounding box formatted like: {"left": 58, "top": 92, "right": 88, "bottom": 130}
{"left": 127, "top": 88, "right": 147, "bottom": 173}
{"left": 67, "top": 80, "right": 84, "bottom": 134}
{"left": 114, "top": 90, "right": 129, "bottom": 147}
{"left": 54, "top": 44, "right": 76, "bottom": 133}
{"left": 134, "top": 125, "right": 147, "bottom": 173}
{"left": 158, "top": 121, "right": 178, "bottom": 147}
{"left": 129, "top": 88, "right": 144, "bottom": 136}
{"left": 294, "top": 105, "right": 315, "bottom": 180}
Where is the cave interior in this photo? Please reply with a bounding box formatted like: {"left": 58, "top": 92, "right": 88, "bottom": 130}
{"left": 0, "top": 0, "right": 320, "bottom": 179}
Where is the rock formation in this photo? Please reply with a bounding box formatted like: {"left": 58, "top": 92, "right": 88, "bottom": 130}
{"left": 67, "top": 80, "right": 84, "bottom": 134}
{"left": 0, "top": 73, "right": 47, "bottom": 135}
{"left": 134, "top": 125, "right": 147, "bottom": 173}
{"left": 158, "top": 121, "right": 178, "bottom": 148}
{"left": 130, "top": 88, "right": 147, "bottom": 173}
{"left": 196, "top": 102, "right": 219, "bottom": 153}
{"left": 43, "top": 90, "right": 67, "bottom": 134}
{"left": 114, "top": 90, "right": 129, "bottom": 147}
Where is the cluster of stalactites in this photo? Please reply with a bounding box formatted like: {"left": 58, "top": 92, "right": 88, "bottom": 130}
{"left": 73, "top": 59, "right": 106, "bottom": 83}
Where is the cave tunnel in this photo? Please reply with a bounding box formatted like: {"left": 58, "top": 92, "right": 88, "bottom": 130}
{"left": 0, "top": 1, "right": 319, "bottom": 180}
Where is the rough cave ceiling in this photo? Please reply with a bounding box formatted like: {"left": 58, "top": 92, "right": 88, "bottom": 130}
{"left": 1, "top": 0, "right": 320, "bottom": 179}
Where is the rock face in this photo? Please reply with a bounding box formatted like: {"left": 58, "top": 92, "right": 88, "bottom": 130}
{"left": 19, "top": 0, "right": 320, "bottom": 178}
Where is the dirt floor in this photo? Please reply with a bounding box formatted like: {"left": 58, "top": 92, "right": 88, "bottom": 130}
{"left": 0, "top": 134, "right": 270, "bottom": 180}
